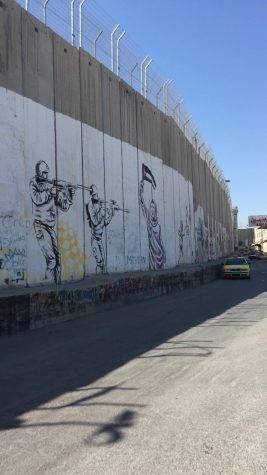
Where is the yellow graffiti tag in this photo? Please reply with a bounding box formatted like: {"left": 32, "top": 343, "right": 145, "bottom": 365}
{"left": 58, "top": 222, "right": 84, "bottom": 280}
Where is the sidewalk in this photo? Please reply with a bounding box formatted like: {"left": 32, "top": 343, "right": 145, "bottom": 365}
{"left": 0, "top": 261, "right": 222, "bottom": 336}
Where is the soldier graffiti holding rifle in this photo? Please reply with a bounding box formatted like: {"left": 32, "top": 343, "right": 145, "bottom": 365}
{"left": 86, "top": 185, "right": 129, "bottom": 274}
{"left": 29, "top": 160, "right": 76, "bottom": 284}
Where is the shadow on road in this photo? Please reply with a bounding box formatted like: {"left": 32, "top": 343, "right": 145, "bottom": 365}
{"left": 0, "top": 261, "right": 266, "bottom": 442}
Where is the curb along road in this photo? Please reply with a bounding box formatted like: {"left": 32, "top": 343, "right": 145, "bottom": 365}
{"left": 0, "top": 263, "right": 222, "bottom": 337}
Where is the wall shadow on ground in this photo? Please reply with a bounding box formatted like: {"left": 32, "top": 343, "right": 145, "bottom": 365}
{"left": 0, "top": 261, "right": 266, "bottom": 437}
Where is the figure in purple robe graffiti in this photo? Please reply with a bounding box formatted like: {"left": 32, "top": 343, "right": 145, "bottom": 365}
{"left": 139, "top": 164, "right": 166, "bottom": 270}
{"left": 29, "top": 161, "right": 75, "bottom": 284}
{"left": 85, "top": 185, "right": 129, "bottom": 274}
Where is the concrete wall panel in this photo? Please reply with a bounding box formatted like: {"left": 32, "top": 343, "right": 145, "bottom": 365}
{"left": 198, "top": 157, "right": 205, "bottom": 210}
{"left": 163, "top": 165, "right": 176, "bottom": 267}
{"left": 21, "top": 10, "right": 54, "bottom": 110}
{"left": 187, "top": 141, "right": 193, "bottom": 185}
{"left": 53, "top": 36, "right": 81, "bottom": 121}
{"left": 149, "top": 104, "right": 162, "bottom": 159}
{"left": 0, "top": 88, "right": 26, "bottom": 286}
{"left": 178, "top": 175, "right": 188, "bottom": 264}
{"left": 80, "top": 51, "right": 102, "bottom": 131}
{"left": 136, "top": 94, "right": 150, "bottom": 154}
{"left": 122, "top": 142, "right": 141, "bottom": 271}
{"left": 180, "top": 133, "right": 187, "bottom": 180}
{"left": 0, "top": 0, "right": 22, "bottom": 94}
{"left": 188, "top": 183, "right": 195, "bottom": 262}
{"left": 173, "top": 169, "right": 181, "bottom": 265}
{"left": 104, "top": 134, "right": 125, "bottom": 272}
{"left": 138, "top": 151, "right": 152, "bottom": 271}
{"left": 120, "top": 81, "right": 137, "bottom": 148}
{"left": 101, "top": 66, "right": 121, "bottom": 139}
{"left": 24, "top": 97, "right": 56, "bottom": 285}
{"left": 82, "top": 123, "right": 105, "bottom": 275}
{"left": 55, "top": 113, "right": 84, "bottom": 282}
{"left": 150, "top": 155, "right": 166, "bottom": 266}
{"left": 191, "top": 149, "right": 199, "bottom": 210}
{"left": 175, "top": 127, "right": 183, "bottom": 176}
{"left": 169, "top": 119, "right": 179, "bottom": 172}
{"left": 161, "top": 115, "right": 171, "bottom": 167}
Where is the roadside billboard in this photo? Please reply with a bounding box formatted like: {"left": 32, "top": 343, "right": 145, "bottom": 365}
{"left": 248, "top": 215, "right": 267, "bottom": 227}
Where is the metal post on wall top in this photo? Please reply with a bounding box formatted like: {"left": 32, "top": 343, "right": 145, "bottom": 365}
{"left": 163, "top": 79, "right": 173, "bottom": 114}
{"left": 79, "top": 0, "right": 86, "bottom": 48}
{"left": 144, "top": 58, "right": 152, "bottom": 99}
{"left": 93, "top": 30, "right": 103, "bottom": 58}
{"left": 71, "top": 0, "right": 77, "bottom": 46}
{"left": 116, "top": 30, "right": 126, "bottom": 77}
{"left": 43, "top": 0, "right": 51, "bottom": 25}
{"left": 140, "top": 56, "right": 149, "bottom": 95}
{"left": 111, "top": 24, "right": 120, "bottom": 72}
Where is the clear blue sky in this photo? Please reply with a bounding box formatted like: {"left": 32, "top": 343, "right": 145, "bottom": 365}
{"left": 24, "top": 0, "right": 267, "bottom": 228}
{"left": 96, "top": 0, "right": 267, "bottom": 229}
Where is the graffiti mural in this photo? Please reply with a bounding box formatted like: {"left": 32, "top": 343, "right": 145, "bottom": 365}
{"left": 0, "top": 214, "right": 30, "bottom": 284}
{"left": 178, "top": 220, "right": 185, "bottom": 263}
{"left": 139, "top": 164, "right": 166, "bottom": 270}
{"left": 59, "top": 222, "right": 84, "bottom": 279}
{"left": 185, "top": 203, "right": 194, "bottom": 259}
{"left": 29, "top": 161, "right": 76, "bottom": 284}
{"left": 85, "top": 185, "right": 129, "bottom": 274}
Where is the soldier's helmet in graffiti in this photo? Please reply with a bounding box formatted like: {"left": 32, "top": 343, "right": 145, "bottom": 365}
{"left": 36, "top": 160, "right": 49, "bottom": 181}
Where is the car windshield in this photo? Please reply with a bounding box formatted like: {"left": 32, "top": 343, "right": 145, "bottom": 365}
{"left": 225, "top": 258, "right": 247, "bottom": 265}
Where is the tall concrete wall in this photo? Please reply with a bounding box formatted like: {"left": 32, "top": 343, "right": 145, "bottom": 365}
{"left": 0, "top": 0, "right": 233, "bottom": 287}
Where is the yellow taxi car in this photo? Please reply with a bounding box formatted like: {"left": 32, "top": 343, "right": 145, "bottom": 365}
{"left": 222, "top": 257, "right": 251, "bottom": 279}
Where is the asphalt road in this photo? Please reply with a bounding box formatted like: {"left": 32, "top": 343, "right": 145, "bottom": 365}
{"left": 0, "top": 261, "right": 266, "bottom": 475}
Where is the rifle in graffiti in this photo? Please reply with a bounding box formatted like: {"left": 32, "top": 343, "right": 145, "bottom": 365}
{"left": 50, "top": 181, "right": 130, "bottom": 214}
{"left": 47, "top": 179, "right": 92, "bottom": 193}
{"left": 99, "top": 200, "right": 130, "bottom": 214}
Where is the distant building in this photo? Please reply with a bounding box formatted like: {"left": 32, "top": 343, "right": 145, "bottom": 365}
{"left": 238, "top": 228, "right": 255, "bottom": 248}
{"left": 254, "top": 228, "right": 267, "bottom": 254}
{"left": 232, "top": 207, "right": 238, "bottom": 250}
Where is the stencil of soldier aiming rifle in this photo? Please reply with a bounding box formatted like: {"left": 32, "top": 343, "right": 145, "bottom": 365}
{"left": 85, "top": 185, "right": 129, "bottom": 274}
{"left": 30, "top": 160, "right": 93, "bottom": 284}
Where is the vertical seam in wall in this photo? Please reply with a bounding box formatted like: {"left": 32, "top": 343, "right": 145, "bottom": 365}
{"left": 100, "top": 65, "right": 107, "bottom": 274}
{"left": 119, "top": 84, "right": 126, "bottom": 272}
{"left": 20, "top": 6, "right": 28, "bottom": 287}
{"left": 172, "top": 169, "right": 177, "bottom": 265}
{"left": 162, "top": 162, "right": 167, "bottom": 267}
{"left": 78, "top": 49, "right": 86, "bottom": 279}
{"left": 52, "top": 33, "right": 59, "bottom": 281}
{"left": 135, "top": 94, "right": 142, "bottom": 271}
{"left": 191, "top": 151, "right": 197, "bottom": 263}
{"left": 177, "top": 163, "right": 182, "bottom": 265}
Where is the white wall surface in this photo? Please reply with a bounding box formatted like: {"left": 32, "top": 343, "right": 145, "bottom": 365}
{"left": 0, "top": 86, "right": 231, "bottom": 288}
{"left": 122, "top": 142, "right": 141, "bottom": 272}
{"left": 163, "top": 165, "right": 176, "bottom": 268}
{"left": 82, "top": 123, "right": 105, "bottom": 275}
{"left": 0, "top": 88, "right": 27, "bottom": 285}
{"left": 24, "top": 97, "right": 56, "bottom": 284}
{"left": 55, "top": 113, "right": 84, "bottom": 282}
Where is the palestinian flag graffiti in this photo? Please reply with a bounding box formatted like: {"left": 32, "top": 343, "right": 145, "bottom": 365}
{"left": 142, "top": 164, "right": 156, "bottom": 190}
